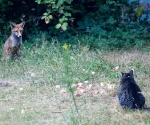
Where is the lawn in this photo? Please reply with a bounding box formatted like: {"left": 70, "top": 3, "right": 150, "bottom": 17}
{"left": 0, "top": 42, "right": 150, "bottom": 125}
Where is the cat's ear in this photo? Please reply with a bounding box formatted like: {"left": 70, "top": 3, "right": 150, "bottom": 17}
{"left": 129, "top": 70, "right": 133, "bottom": 74}
{"left": 121, "top": 72, "right": 124, "bottom": 76}
{"left": 129, "top": 70, "right": 134, "bottom": 77}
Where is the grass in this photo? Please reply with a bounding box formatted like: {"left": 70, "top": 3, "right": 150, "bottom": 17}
{"left": 0, "top": 41, "right": 150, "bottom": 125}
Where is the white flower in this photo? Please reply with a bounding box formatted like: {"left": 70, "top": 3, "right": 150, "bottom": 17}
{"left": 55, "top": 85, "right": 61, "bottom": 89}
{"left": 19, "top": 88, "right": 24, "bottom": 91}
{"left": 91, "top": 71, "right": 95, "bottom": 75}
{"left": 78, "top": 82, "right": 83, "bottom": 86}
{"left": 31, "top": 73, "right": 35, "bottom": 77}
{"left": 115, "top": 66, "right": 119, "bottom": 70}
{"left": 21, "top": 109, "right": 25, "bottom": 114}
{"left": 100, "top": 82, "right": 104, "bottom": 87}
{"left": 10, "top": 108, "right": 14, "bottom": 111}
{"left": 84, "top": 81, "right": 89, "bottom": 84}
{"left": 70, "top": 56, "right": 74, "bottom": 60}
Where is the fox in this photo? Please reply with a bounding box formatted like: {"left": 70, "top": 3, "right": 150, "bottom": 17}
{"left": 2, "top": 21, "right": 25, "bottom": 60}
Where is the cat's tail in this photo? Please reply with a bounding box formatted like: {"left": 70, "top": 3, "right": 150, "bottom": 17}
{"left": 143, "top": 104, "right": 150, "bottom": 111}
{"left": 143, "top": 108, "right": 150, "bottom": 111}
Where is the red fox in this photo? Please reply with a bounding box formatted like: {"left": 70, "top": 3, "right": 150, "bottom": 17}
{"left": 2, "top": 21, "right": 25, "bottom": 60}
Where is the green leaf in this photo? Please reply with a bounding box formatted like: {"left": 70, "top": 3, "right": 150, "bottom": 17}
{"left": 41, "top": 15, "right": 47, "bottom": 20}
{"left": 64, "top": 6, "right": 71, "bottom": 10}
{"left": 77, "top": 21, "right": 85, "bottom": 29}
{"left": 43, "top": 13, "right": 48, "bottom": 16}
{"left": 46, "top": 9, "right": 51, "bottom": 13}
{"left": 136, "top": 7, "right": 143, "bottom": 18}
{"left": 61, "top": 22, "right": 68, "bottom": 31}
{"left": 59, "top": 9, "right": 64, "bottom": 14}
{"left": 65, "top": 0, "right": 73, "bottom": 4}
{"left": 55, "top": 24, "right": 61, "bottom": 29}
{"left": 59, "top": 18, "right": 64, "bottom": 23}
{"left": 57, "top": 0, "right": 64, "bottom": 7}
{"left": 48, "top": 15, "right": 53, "bottom": 19}
{"left": 64, "top": 18, "right": 68, "bottom": 21}
{"left": 35, "top": 0, "right": 41, "bottom": 4}
{"left": 7, "top": 1, "right": 13, "bottom": 5}
{"left": 106, "top": 16, "right": 116, "bottom": 24}
{"left": 63, "top": 22, "right": 68, "bottom": 27}
{"left": 64, "top": 12, "right": 71, "bottom": 17}
{"left": 62, "top": 25, "right": 67, "bottom": 31}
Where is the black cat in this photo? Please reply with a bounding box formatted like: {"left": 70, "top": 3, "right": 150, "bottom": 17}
{"left": 118, "top": 70, "right": 145, "bottom": 110}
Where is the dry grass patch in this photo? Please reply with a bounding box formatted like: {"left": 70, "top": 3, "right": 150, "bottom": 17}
{"left": 102, "top": 51, "right": 150, "bottom": 68}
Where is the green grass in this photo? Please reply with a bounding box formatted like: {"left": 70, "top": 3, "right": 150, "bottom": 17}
{"left": 0, "top": 41, "right": 150, "bottom": 125}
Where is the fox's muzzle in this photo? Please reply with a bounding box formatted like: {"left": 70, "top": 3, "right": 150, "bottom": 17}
{"left": 14, "top": 32, "right": 22, "bottom": 37}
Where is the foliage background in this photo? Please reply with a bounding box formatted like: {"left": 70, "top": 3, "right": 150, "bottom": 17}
{"left": 0, "top": 0, "right": 150, "bottom": 50}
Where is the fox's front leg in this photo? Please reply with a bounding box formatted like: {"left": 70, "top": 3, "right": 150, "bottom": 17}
{"left": 11, "top": 47, "right": 21, "bottom": 59}
{"left": 6, "top": 48, "right": 13, "bottom": 60}
{"left": 16, "top": 50, "right": 21, "bottom": 58}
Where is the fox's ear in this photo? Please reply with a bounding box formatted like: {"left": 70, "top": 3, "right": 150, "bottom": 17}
{"left": 20, "top": 21, "right": 25, "bottom": 28}
{"left": 10, "top": 22, "right": 16, "bottom": 29}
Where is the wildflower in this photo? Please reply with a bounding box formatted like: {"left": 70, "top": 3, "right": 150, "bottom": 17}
{"left": 31, "top": 73, "right": 35, "bottom": 77}
{"left": 91, "top": 71, "right": 95, "bottom": 75}
{"left": 21, "top": 109, "right": 25, "bottom": 114}
{"left": 115, "top": 66, "right": 119, "bottom": 70}
{"left": 84, "top": 81, "right": 89, "bottom": 84}
{"left": 78, "top": 82, "right": 83, "bottom": 86}
{"left": 55, "top": 85, "right": 61, "bottom": 89}
{"left": 19, "top": 87, "right": 24, "bottom": 91}
{"left": 70, "top": 56, "right": 74, "bottom": 60}
{"left": 10, "top": 108, "right": 14, "bottom": 111}
{"left": 100, "top": 82, "right": 104, "bottom": 87}
{"left": 62, "top": 43, "right": 70, "bottom": 50}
